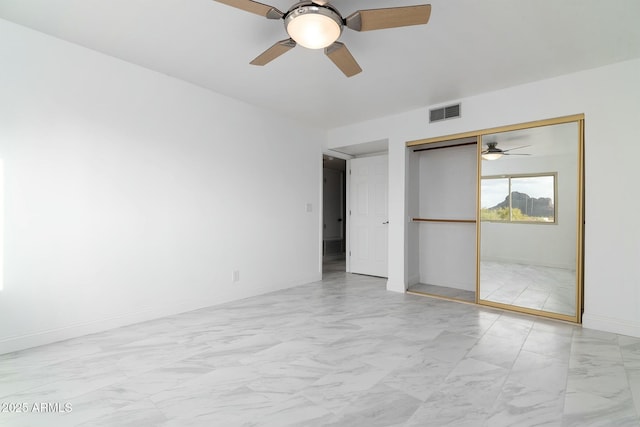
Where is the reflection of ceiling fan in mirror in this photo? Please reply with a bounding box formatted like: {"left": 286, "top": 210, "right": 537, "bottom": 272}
{"left": 214, "top": 0, "right": 432, "bottom": 77}
{"left": 481, "top": 142, "right": 531, "bottom": 160}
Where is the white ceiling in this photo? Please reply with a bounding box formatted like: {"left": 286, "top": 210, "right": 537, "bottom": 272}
{"left": 1, "top": 0, "right": 639, "bottom": 128}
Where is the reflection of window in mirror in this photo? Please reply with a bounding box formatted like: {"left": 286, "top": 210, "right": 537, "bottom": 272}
{"left": 481, "top": 173, "right": 556, "bottom": 223}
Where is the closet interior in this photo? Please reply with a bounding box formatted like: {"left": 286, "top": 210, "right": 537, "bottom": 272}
{"left": 407, "top": 137, "right": 478, "bottom": 303}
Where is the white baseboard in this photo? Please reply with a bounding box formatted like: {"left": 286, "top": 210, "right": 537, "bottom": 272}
{"left": 582, "top": 313, "right": 640, "bottom": 338}
{"left": 0, "top": 273, "right": 322, "bottom": 355}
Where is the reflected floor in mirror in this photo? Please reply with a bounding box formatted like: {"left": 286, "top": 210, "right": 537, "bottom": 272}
{"left": 408, "top": 283, "right": 475, "bottom": 303}
{"left": 480, "top": 261, "right": 576, "bottom": 316}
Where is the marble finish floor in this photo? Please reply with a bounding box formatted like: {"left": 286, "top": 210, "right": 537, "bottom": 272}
{"left": 0, "top": 267, "right": 639, "bottom": 426}
{"left": 480, "top": 261, "right": 577, "bottom": 316}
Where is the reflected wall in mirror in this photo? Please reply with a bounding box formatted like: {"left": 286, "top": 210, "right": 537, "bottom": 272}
{"left": 478, "top": 120, "right": 582, "bottom": 321}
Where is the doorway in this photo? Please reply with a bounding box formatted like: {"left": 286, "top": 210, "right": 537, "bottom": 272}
{"left": 324, "top": 139, "right": 390, "bottom": 279}
{"left": 322, "top": 155, "right": 346, "bottom": 275}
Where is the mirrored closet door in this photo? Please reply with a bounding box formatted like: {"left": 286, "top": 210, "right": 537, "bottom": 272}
{"left": 478, "top": 118, "right": 583, "bottom": 322}
{"left": 407, "top": 114, "right": 584, "bottom": 323}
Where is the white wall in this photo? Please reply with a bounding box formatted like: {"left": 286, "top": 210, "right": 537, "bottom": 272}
{"left": 328, "top": 58, "right": 640, "bottom": 338}
{"left": 0, "top": 19, "right": 323, "bottom": 354}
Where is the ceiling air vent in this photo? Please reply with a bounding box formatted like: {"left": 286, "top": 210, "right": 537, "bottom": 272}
{"left": 429, "top": 103, "right": 461, "bottom": 123}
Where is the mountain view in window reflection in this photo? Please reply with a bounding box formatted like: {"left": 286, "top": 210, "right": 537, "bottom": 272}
{"left": 481, "top": 175, "right": 555, "bottom": 223}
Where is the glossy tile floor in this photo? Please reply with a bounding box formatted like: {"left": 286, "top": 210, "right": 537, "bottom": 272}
{"left": 0, "top": 264, "right": 638, "bottom": 426}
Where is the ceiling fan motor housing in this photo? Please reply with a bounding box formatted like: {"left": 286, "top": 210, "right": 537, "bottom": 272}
{"left": 284, "top": 2, "right": 344, "bottom": 49}
{"left": 486, "top": 142, "right": 502, "bottom": 153}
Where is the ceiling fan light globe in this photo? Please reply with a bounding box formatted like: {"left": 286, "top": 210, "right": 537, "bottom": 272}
{"left": 482, "top": 152, "right": 504, "bottom": 161}
{"left": 285, "top": 7, "right": 342, "bottom": 49}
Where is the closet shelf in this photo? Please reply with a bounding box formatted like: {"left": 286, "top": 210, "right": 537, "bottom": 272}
{"left": 412, "top": 218, "right": 476, "bottom": 223}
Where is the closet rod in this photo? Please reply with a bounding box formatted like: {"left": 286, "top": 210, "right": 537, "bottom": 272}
{"left": 412, "top": 141, "right": 477, "bottom": 152}
{"left": 412, "top": 218, "right": 476, "bottom": 223}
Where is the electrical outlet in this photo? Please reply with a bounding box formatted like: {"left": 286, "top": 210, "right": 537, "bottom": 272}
{"left": 232, "top": 270, "right": 240, "bottom": 283}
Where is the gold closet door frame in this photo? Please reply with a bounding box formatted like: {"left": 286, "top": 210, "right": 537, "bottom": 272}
{"left": 407, "top": 114, "right": 585, "bottom": 323}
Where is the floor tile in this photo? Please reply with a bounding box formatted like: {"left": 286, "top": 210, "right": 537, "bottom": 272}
{"left": 0, "top": 260, "right": 638, "bottom": 426}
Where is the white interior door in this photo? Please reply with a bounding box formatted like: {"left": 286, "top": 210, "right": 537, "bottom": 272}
{"left": 348, "top": 155, "right": 388, "bottom": 277}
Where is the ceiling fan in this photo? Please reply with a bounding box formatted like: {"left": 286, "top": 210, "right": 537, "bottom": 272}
{"left": 481, "top": 142, "right": 531, "bottom": 161}
{"left": 214, "top": 0, "right": 432, "bottom": 77}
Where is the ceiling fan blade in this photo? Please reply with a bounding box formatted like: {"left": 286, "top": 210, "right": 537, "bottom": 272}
{"left": 325, "top": 42, "right": 362, "bottom": 77}
{"left": 250, "top": 39, "right": 296, "bottom": 66}
{"left": 214, "top": 0, "right": 283, "bottom": 19}
{"left": 345, "top": 5, "right": 431, "bottom": 32}
{"left": 502, "top": 145, "right": 532, "bottom": 152}
{"left": 504, "top": 153, "right": 531, "bottom": 156}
